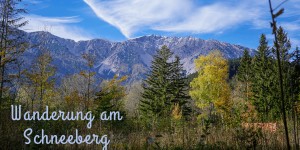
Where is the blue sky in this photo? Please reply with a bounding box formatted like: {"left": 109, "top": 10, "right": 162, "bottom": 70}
{"left": 22, "top": 0, "right": 300, "bottom": 49}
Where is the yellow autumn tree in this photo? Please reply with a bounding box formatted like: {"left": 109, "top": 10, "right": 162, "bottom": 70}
{"left": 189, "top": 50, "right": 231, "bottom": 119}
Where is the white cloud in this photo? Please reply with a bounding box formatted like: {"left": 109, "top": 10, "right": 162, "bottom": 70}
{"left": 83, "top": 0, "right": 192, "bottom": 38}
{"left": 281, "top": 22, "right": 300, "bottom": 31}
{"left": 280, "top": 21, "right": 300, "bottom": 48}
{"left": 24, "top": 0, "right": 42, "bottom": 4}
{"left": 290, "top": 38, "right": 300, "bottom": 47}
{"left": 83, "top": 0, "right": 300, "bottom": 47}
{"left": 83, "top": 0, "right": 267, "bottom": 38}
{"left": 154, "top": 3, "right": 249, "bottom": 33}
{"left": 22, "top": 15, "right": 94, "bottom": 41}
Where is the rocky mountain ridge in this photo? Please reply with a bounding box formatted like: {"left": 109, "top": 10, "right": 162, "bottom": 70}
{"left": 22, "top": 31, "right": 254, "bottom": 83}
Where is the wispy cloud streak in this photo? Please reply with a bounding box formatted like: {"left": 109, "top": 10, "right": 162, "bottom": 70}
{"left": 83, "top": 0, "right": 267, "bottom": 38}
{"left": 83, "top": 0, "right": 300, "bottom": 47}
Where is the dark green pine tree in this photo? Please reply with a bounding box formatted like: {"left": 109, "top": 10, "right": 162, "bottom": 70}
{"left": 140, "top": 46, "right": 192, "bottom": 128}
{"left": 237, "top": 49, "right": 252, "bottom": 101}
{"left": 276, "top": 27, "right": 291, "bottom": 66}
{"left": 291, "top": 46, "right": 300, "bottom": 150}
{"left": 291, "top": 46, "right": 300, "bottom": 96}
{"left": 275, "top": 27, "right": 293, "bottom": 112}
{"left": 292, "top": 47, "right": 300, "bottom": 65}
{"left": 140, "top": 45, "right": 174, "bottom": 125}
{"left": 251, "top": 34, "right": 280, "bottom": 121}
{"left": 170, "top": 56, "right": 191, "bottom": 119}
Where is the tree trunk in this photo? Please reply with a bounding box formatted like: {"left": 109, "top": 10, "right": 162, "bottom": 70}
{"left": 293, "top": 106, "right": 299, "bottom": 149}
{"left": 268, "top": 1, "right": 290, "bottom": 149}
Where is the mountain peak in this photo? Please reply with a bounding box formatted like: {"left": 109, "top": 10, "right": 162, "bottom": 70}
{"left": 22, "top": 31, "right": 255, "bottom": 83}
{"left": 131, "top": 34, "right": 164, "bottom": 41}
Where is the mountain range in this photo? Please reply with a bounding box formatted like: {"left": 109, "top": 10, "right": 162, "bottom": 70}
{"left": 21, "top": 31, "right": 255, "bottom": 83}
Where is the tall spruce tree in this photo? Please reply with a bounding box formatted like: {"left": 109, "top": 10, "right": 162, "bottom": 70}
{"left": 140, "top": 45, "right": 190, "bottom": 128}
{"left": 275, "top": 29, "right": 300, "bottom": 149}
{"left": 237, "top": 49, "right": 252, "bottom": 101}
{"left": 275, "top": 27, "right": 293, "bottom": 112}
{"left": 292, "top": 47, "right": 300, "bottom": 65}
{"left": 170, "top": 56, "right": 191, "bottom": 119}
{"left": 140, "top": 46, "right": 174, "bottom": 124}
{"left": 251, "top": 34, "right": 280, "bottom": 121}
{"left": 291, "top": 46, "right": 300, "bottom": 150}
{"left": 170, "top": 56, "right": 190, "bottom": 104}
{"left": 291, "top": 46, "right": 300, "bottom": 101}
